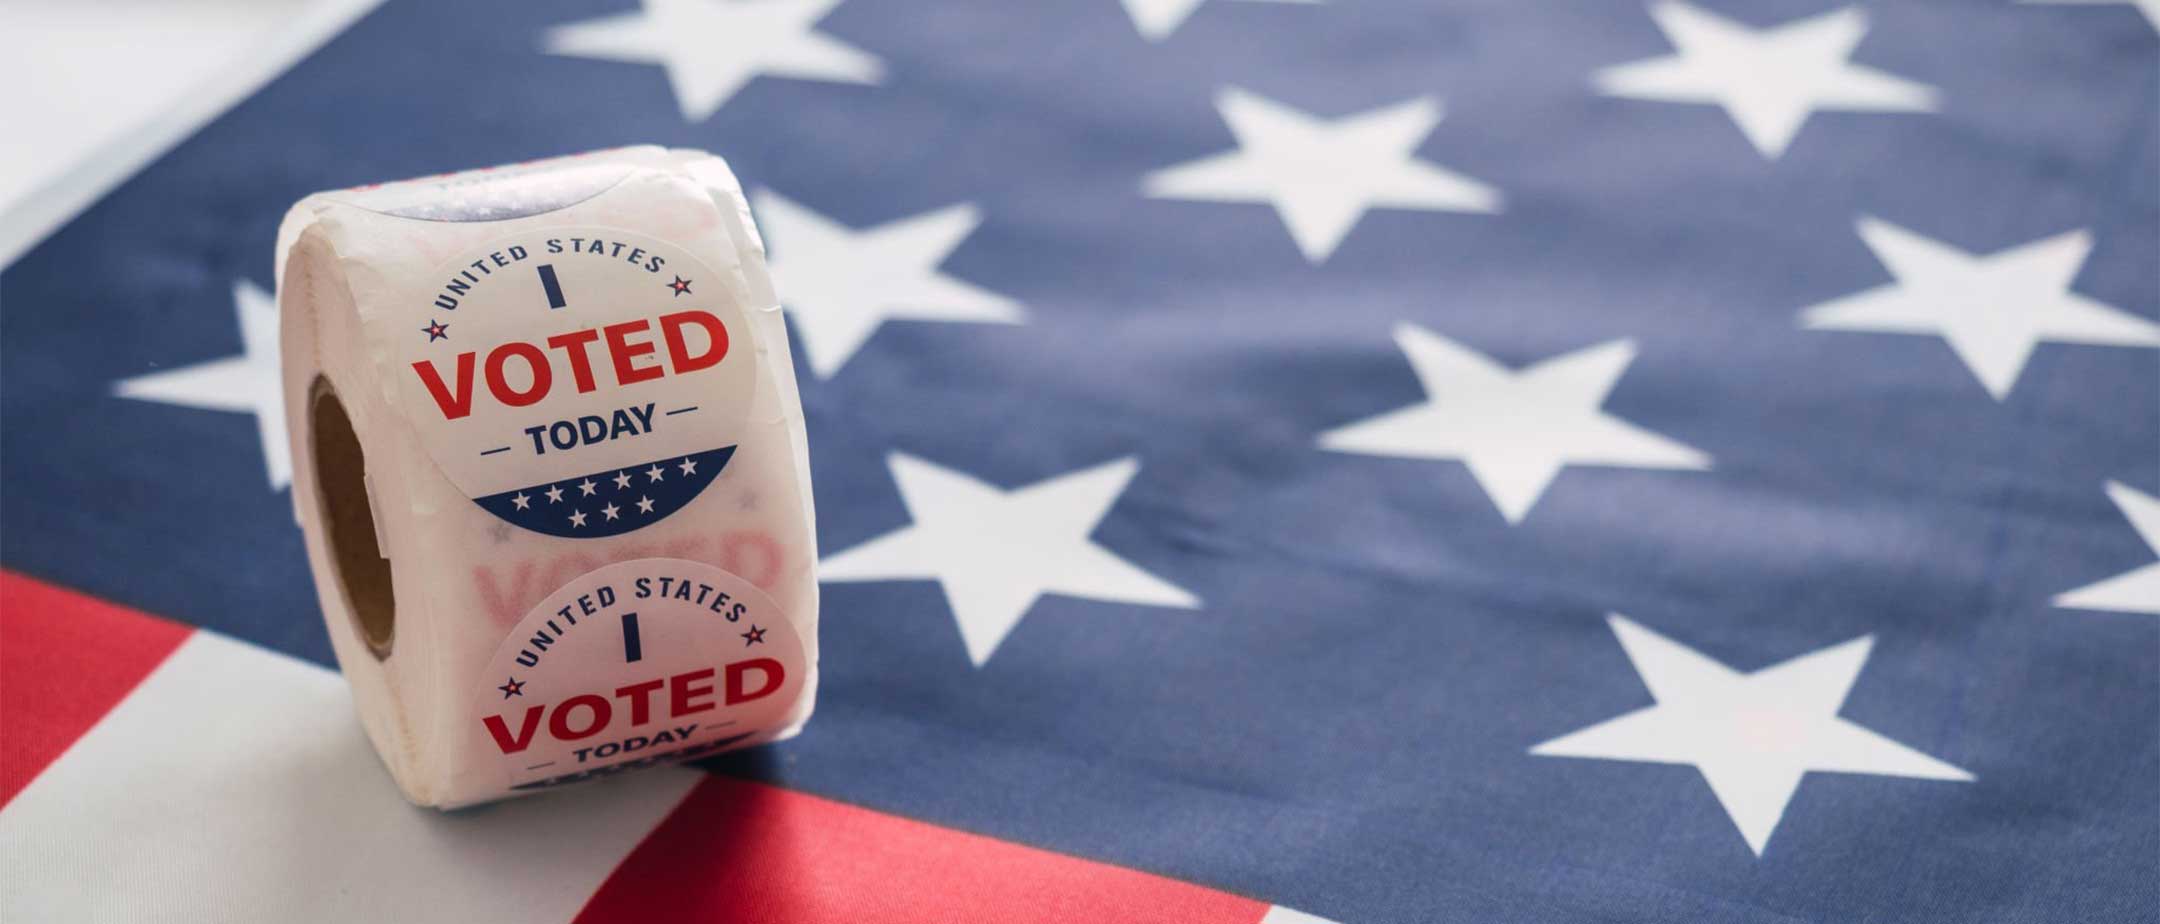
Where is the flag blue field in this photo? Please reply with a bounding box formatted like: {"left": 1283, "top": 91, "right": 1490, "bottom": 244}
{"left": 2, "top": 1, "right": 2156, "bottom": 921}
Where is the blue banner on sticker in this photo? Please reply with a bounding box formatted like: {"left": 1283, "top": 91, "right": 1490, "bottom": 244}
{"left": 471, "top": 445, "right": 736, "bottom": 538}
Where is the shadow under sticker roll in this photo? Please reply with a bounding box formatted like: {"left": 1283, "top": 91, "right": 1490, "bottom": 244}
{"left": 276, "top": 147, "right": 819, "bottom": 808}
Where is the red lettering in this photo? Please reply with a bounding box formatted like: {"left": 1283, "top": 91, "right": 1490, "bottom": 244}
{"left": 660, "top": 310, "right": 728, "bottom": 373}
{"left": 614, "top": 678, "right": 665, "bottom": 726}
{"left": 494, "top": 661, "right": 787, "bottom": 753}
{"left": 604, "top": 319, "right": 664, "bottom": 385}
{"left": 671, "top": 668, "right": 716, "bottom": 716}
{"left": 411, "top": 353, "right": 477, "bottom": 420}
{"left": 545, "top": 328, "right": 603, "bottom": 393}
{"left": 725, "top": 658, "right": 784, "bottom": 705}
{"left": 425, "top": 312, "right": 731, "bottom": 416}
{"left": 485, "top": 341, "right": 552, "bottom": 407}
{"left": 482, "top": 706, "right": 543, "bottom": 754}
{"left": 549, "top": 694, "right": 611, "bottom": 740}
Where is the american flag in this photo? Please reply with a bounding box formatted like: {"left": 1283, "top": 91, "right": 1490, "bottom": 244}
{"left": 3, "top": 0, "right": 2156, "bottom": 920}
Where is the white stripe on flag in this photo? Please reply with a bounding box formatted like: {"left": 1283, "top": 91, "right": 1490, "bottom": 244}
{"left": 0, "top": 630, "right": 696, "bottom": 923}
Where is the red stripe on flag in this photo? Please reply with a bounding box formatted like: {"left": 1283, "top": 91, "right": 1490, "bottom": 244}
{"left": 0, "top": 571, "right": 192, "bottom": 807}
{"left": 577, "top": 775, "right": 1271, "bottom": 924}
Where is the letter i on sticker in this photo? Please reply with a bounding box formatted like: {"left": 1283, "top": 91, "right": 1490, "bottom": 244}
{"left": 537, "top": 264, "right": 567, "bottom": 309}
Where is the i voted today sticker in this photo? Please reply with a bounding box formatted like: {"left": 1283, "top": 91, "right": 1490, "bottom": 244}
{"left": 392, "top": 227, "right": 760, "bottom": 538}
{"left": 475, "top": 558, "right": 807, "bottom": 792}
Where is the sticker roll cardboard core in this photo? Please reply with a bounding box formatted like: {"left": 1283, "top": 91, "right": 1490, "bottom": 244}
{"left": 310, "top": 375, "right": 396, "bottom": 659}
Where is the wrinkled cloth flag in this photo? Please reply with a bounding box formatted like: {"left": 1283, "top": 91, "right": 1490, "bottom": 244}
{"left": 2, "top": 1, "right": 2156, "bottom": 921}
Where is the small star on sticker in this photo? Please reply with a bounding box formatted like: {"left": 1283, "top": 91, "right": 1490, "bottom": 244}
{"left": 646, "top": 464, "right": 666, "bottom": 482}
{"left": 637, "top": 495, "right": 656, "bottom": 514}
{"left": 422, "top": 319, "right": 449, "bottom": 341}
{"left": 602, "top": 503, "right": 621, "bottom": 521}
{"left": 510, "top": 492, "right": 531, "bottom": 510}
{"left": 679, "top": 457, "right": 699, "bottom": 476}
{"left": 741, "top": 625, "right": 766, "bottom": 646}
{"left": 613, "top": 470, "right": 633, "bottom": 489}
{"left": 497, "top": 677, "right": 525, "bottom": 698}
{"left": 545, "top": 484, "right": 565, "bottom": 504}
{"left": 668, "top": 276, "right": 693, "bottom": 296}
{"left": 579, "top": 478, "right": 598, "bottom": 496}
{"left": 568, "top": 509, "right": 588, "bottom": 528}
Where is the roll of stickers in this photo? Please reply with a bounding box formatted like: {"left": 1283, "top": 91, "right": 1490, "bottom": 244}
{"left": 275, "top": 147, "right": 818, "bottom": 808}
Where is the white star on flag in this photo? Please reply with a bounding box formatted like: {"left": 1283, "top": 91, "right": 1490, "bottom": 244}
{"left": 1145, "top": 87, "right": 1500, "bottom": 263}
{"left": 1318, "top": 324, "right": 1708, "bottom": 524}
{"left": 543, "top": 0, "right": 882, "bottom": 122}
{"left": 2056, "top": 482, "right": 2160, "bottom": 617}
{"left": 113, "top": 280, "right": 287, "bottom": 489}
{"left": 1532, "top": 615, "right": 1973, "bottom": 856}
{"left": 821, "top": 453, "right": 1199, "bottom": 666}
{"left": 1118, "top": 0, "right": 1318, "bottom": 42}
{"left": 1595, "top": 2, "right": 1938, "bottom": 158}
{"left": 1801, "top": 218, "right": 2160, "bottom": 400}
{"left": 755, "top": 190, "right": 1025, "bottom": 378}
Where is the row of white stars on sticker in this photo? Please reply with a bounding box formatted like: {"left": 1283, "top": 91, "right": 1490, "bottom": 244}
{"left": 563, "top": 500, "right": 644, "bottom": 527}
{"left": 518, "top": 494, "right": 657, "bottom": 521}
{"left": 505, "top": 458, "right": 701, "bottom": 524}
